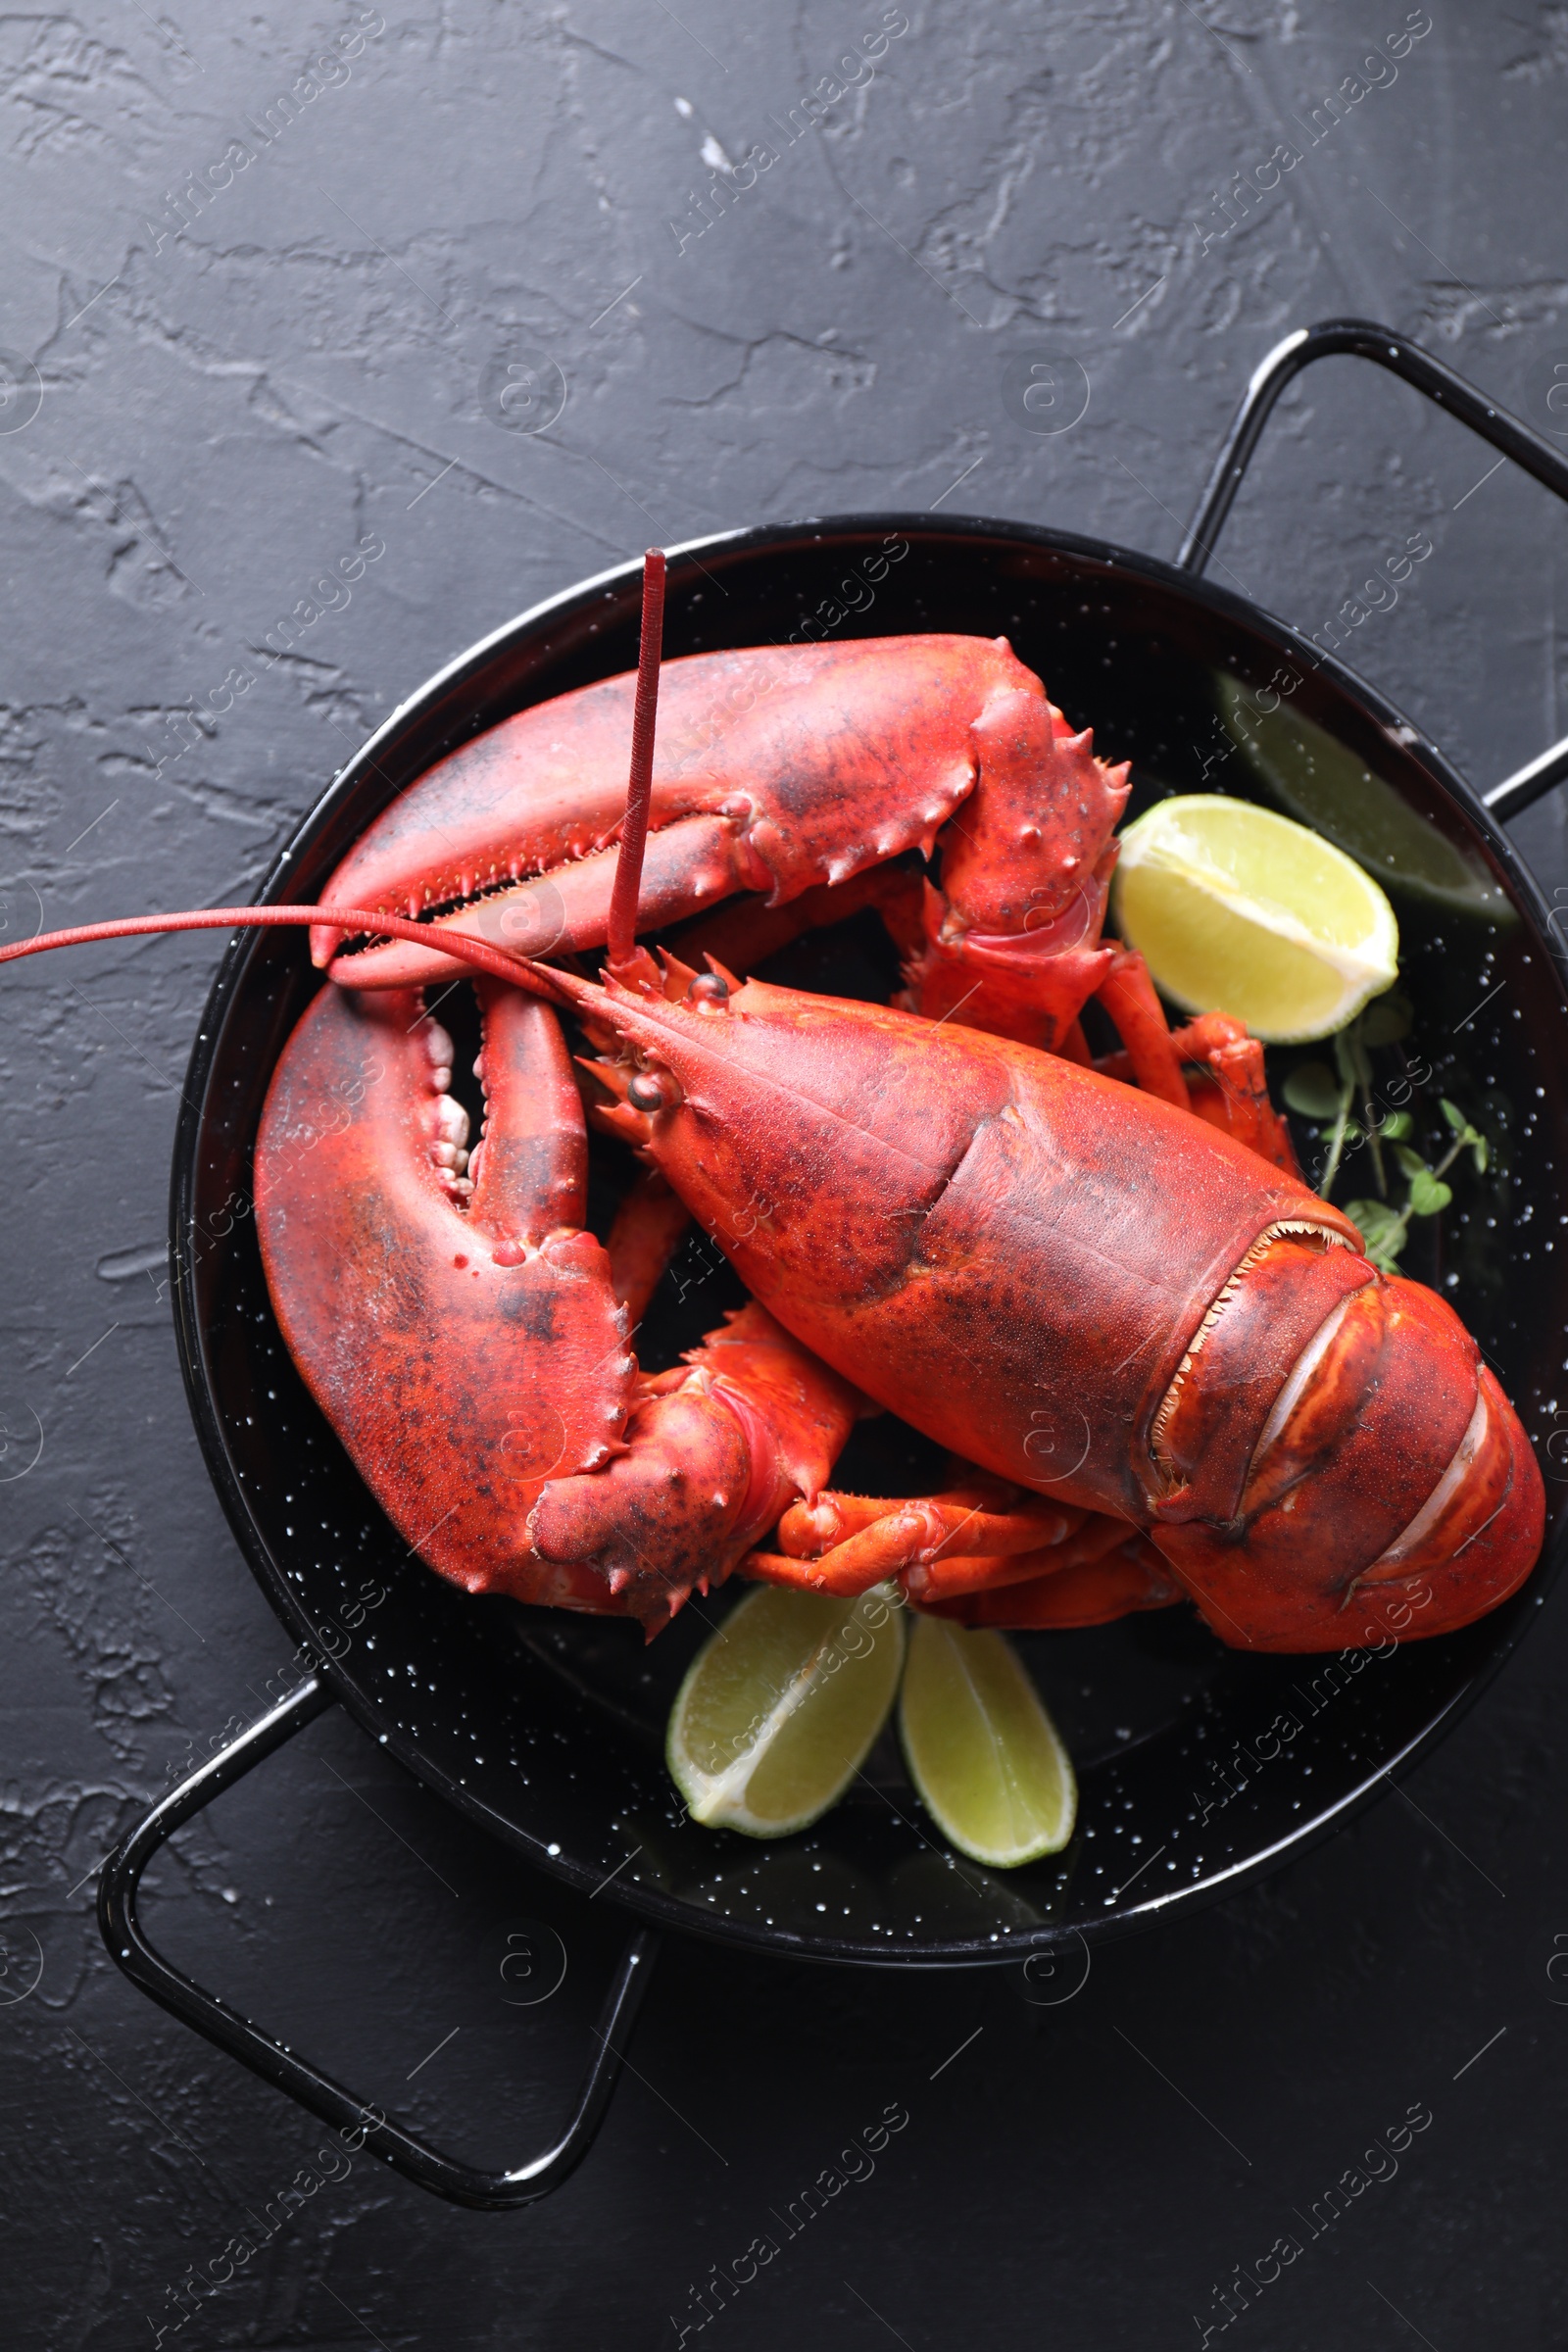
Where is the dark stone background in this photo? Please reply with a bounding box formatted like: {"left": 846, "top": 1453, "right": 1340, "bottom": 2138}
{"left": 3, "top": 4, "right": 1568, "bottom": 2346}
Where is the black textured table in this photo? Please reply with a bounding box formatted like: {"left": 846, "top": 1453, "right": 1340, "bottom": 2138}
{"left": 4, "top": 7, "right": 1567, "bottom": 2347}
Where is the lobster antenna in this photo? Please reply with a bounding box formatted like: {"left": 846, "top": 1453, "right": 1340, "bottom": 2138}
{"left": 0, "top": 906, "right": 569, "bottom": 1000}
{"left": 606, "top": 547, "right": 666, "bottom": 971}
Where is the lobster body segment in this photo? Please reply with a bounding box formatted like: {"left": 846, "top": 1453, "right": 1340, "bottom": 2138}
{"left": 576, "top": 973, "right": 1355, "bottom": 1519}
{"left": 565, "top": 967, "right": 1542, "bottom": 1647}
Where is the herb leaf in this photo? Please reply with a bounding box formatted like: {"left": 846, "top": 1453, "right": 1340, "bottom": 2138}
{"left": 1407, "top": 1168, "right": 1454, "bottom": 1217}
{"left": 1345, "top": 1198, "right": 1408, "bottom": 1274}
{"left": 1283, "top": 1060, "right": 1346, "bottom": 1121}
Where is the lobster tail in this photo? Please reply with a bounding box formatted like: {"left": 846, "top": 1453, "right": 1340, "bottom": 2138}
{"left": 1356, "top": 1364, "right": 1543, "bottom": 1633}
{"left": 1150, "top": 1248, "right": 1544, "bottom": 1650}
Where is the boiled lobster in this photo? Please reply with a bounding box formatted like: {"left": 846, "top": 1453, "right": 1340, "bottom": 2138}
{"left": 3, "top": 554, "right": 1544, "bottom": 1654}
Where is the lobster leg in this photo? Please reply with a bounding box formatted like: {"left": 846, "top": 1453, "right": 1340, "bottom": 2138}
{"left": 744, "top": 1486, "right": 1086, "bottom": 1597}
{"left": 1170, "top": 1014, "right": 1298, "bottom": 1174}
{"left": 742, "top": 1485, "right": 1174, "bottom": 1620}
{"left": 779, "top": 1477, "right": 1079, "bottom": 1555}
{"left": 1092, "top": 946, "right": 1189, "bottom": 1106}
{"left": 739, "top": 1475, "right": 1171, "bottom": 1628}
{"left": 929, "top": 1535, "right": 1182, "bottom": 1629}
{"left": 1092, "top": 949, "right": 1298, "bottom": 1174}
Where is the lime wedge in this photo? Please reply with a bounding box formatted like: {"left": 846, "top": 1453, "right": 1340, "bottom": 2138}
{"left": 666, "top": 1583, "right": 906, "bottom": 1838}
{"left": 1215, "top": 677, "right": 1511, "bottom": 923}
{"left": 1111, "top": 792, "right": 1399, "bottom": 1042}
{"left": 899, "top": 1615, "right": 1076, "bottom": 1869}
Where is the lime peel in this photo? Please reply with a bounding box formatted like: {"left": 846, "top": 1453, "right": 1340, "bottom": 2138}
{"left": 899, "top": 1615, "right": 1077, "bottom": 1869}
{"left": 1127, "top": 834, "right": 1395, "bottom": 990}
{"left": 683, "top": 1626, "right": 834, "bottom": 1822}
{"left": 1215, "top": 676, "right": 1511, "bottom": 922}
{"left": 666, "top": 1582, "right": 906, "bottom": 1839}
{"left": 1112, "top": 792, "right": 1399, "bottom": 1044}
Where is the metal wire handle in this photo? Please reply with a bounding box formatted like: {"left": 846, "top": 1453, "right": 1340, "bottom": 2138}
{"left": 97, "top": 1676, "right": 658, "bottom": 2210}
{"left": 1177, "top": 318, "right": 1568, "bottom": 823}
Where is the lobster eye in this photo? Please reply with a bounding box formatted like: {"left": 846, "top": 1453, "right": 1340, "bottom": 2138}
{"left": 687, "top": 971, "right": 730, "bottom": 1009}
{"left": 627, "top": 1071, "right": 671, "bottom": 1112}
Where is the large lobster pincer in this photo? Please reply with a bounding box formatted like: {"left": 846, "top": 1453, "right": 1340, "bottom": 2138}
{"left": 306, "top": 633, "right": 1127, "bottom": 1031}
{"left": 254, "top": 973, "right": 867, "bottom": 1631}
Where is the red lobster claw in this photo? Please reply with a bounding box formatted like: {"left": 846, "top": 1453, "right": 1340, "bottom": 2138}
{"left": 256, "top": 981, "right": 635, "bottom": 1609}
{"left": 306, "top": 636, "right": 1129, "bottom": 993}
{"left": 254, "top": 979, "right": 860, "bottom": 1629}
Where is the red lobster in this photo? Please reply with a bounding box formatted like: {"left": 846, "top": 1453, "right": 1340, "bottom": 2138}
{"left": 4, "top": 556, "right": 1543, "bottom": 1653}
